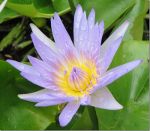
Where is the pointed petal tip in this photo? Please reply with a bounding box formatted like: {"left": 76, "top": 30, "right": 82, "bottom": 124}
{"left": 27, "top": 55, "right": 36, "bottom": 62}
{"left": 27, "top": 55, "right": 31, "bottom": 60}
{"left": 99, "top": 20, "right": 104, "bottom": 29}
{"left": 35, "top": 103, "right": 42, "bottom": 107}
{"left": 135, "top": 59, "right": 143, "bottom": 66}
{"left": 76, "top": 4, "right": 82, "bottom": 10}
{"left": 59, "top": 111, "right": 72, "bottom": 127}
{"left": 90, "top": 8, "right": 95, "bottom": 15}
{"left": 88, "top": 8, "right": 95, "bottom": 19}
{"left": 124, "top": 20, "right": 130, "bottom": 25}
{"left": 75, "top": 4, "right": 83, "bottom": 17}
{"left": 30, "top": 23, "right": 44, "bottom": 39}
{"left": 0, "top": 0, "right": 7, "bottom": 12}
{"left": 6, "top": 59, "right": 12, "bottom": 64}
{"left": 30, "top": 23, "right": 36, "bottom": 32}
{"left": 54, "top": 12, "right": 59, "bottom": 17}
{"left": 53, "top": 12, "right": 61, "bottom": 21}
{"left": 113, "top": 20, "right": 130, "bottom": 38}
{"left": 120, "top": 104, "right": 123, "bottom": 109}
{"left": 131, "top": 59, "right": 143, "bottom": 67}
{"left": 6, "top": 59, "right": 21, "bottom": 69}
{"left": 91, "top": 8, "right": 95, "bottom": 12}
{"left": 59, "top": 101, "right": 80, "bottom": 127}
{"left": 100, "top": 20, "right": 104, "bottom": 25}
{"left": 59, "top": 118, "right": 67, "bottom": 127}
{"left": 18, "top": 94, "right": 22, "bottom": 98}
{"left": 29, "top": 23, "right": 33, "bottom": 28}
{"left": 115, "top": 103, "right": 123, "bottom": 110}
{"left": 121, "top": 20, "right": 130, "bottom": 31}
{"left": 6, "top": 59, "right": 17, "bottom": 64}
{"left": 138, "top": 59, "right": 143, "bottom": 64}
{"left": 18, "top": 94, "right": 26, "bottom": 100}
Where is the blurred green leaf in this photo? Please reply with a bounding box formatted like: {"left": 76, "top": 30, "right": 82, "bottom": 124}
{"left": 114, "top": 0, "right": 148, "bottom": 40}
{"left": 0, "top": 7, "right": 20, "bottom": 24}
{"left": 96, "top": 40, "right": 149, "bottom": 130}
{"left": 52, "top": 0, "right": 70, "bottom": 13}
{"left": 0, "top": 0, "right": 70, "bottom": 18}
{"left": 15, "top": 40, "right": 31, "bottom": 49}
{"left": 72, "top": 0, "right": 135, "bottom": 29}
{"left": 71, "top": 107, "right": 97, "bottom": 130}
{"left": 47, "top": 106, "right": 97, "bottom": 130}
{"left": 1, "top": 0, "right": 37, "bottom": 17}
{"left": 0, "top": 23, "right": 24, "bottom": 51}
{"left": 46, "top": 106, "right": 85, "bottom": 130}
{"left": 31, "top": 18, "right": 47, "bottom": 27}
{"left": 32, "top": 0, "right": 54, "bottom": 14}
{"left": 0, "top": 60, "right": 58, "bottom": 129}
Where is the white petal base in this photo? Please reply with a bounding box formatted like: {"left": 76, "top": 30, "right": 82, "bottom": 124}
{"left": 89, "top": 87, "right": 123, "bottom": 110}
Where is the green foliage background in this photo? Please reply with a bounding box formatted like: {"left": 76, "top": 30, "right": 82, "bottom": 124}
{"left": 0, "top": 0, "right": 149, "bottom": 130}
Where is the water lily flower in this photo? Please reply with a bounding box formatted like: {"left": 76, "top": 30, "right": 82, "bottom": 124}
{"left": 7, "top": 5, "right": 142, "bottom": 127}
{"left": 0, "top": 0, "right": 7, "bottom": 12}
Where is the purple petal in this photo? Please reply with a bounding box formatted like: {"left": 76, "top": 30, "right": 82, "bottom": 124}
{"left": 31, "top": 34, "right": 68, "bottom": 73}
{"left": 98, "top": 20, "right": 104, "bottom": 43}
{"left": 78, "top": 12, "right": 88, "bottom": 43}
{"left": 51, "top": 13, "right": 74, "bottom": 51}
{"left": 88, "top": 21, "right": 104, "bottom": 47}
{"left": 88, "top": 8, "right": 95, "bottom": 29}
{"left": 28, "top": 56, "right": 61, "bottom": 80}
{"left": 89, "top": 87, "right": 123, "bottom": 110}
{"left": 93, "top": 60, "right": 142, "bottom": 92}
{"left": 21, "top": 72, "right": 58, "bottom": 90}
{"left": 18, "top": 89, "right": 53, "bottom": 102}
{"left": 35, "top": 99, "right": 67, "bottom": 107}
{"left": 31, "top": 33, "right": 60, "bottom": 65}
{"left": 80, "top": 95, "right": 91, "bottom": 105}
{"left": 75, "top": 11, "right": 89, "bottom": 53}
{"left": 7, "top": 60, "right": 39, "bottom": 75}
{"left": 74, "top": 6, "right": 104, "bottom": 65}
{"left": 0, "top": 0, "right": 7, "bottom": 12}
{"left": 74, "top": 4, "right": 83, "bottom": 44}
{"left": 18, "top": 89, "right": 73, "bottom": 104}
{"left": 100, "top": 21, "right": 129, "bottom": 74}
{"left": 82, "top": 21, "right": 104, "bottom": 72}
{"left": 89, "top": 21, "right": 104, "bottom": 59}
{"left": 59, "top": 101, "right": 80, "bottom": 127}
{"left": 30, "top": 23, "right": 55, "bottom": 49}
{"left": 101, "top": 21, "right": 129, "bottom": 54}
{"left": 28, "top": 56, "right": 50, "bottom": 72}
{"left": 31, "top": 32, "right": 56, "bottom": 57}
{"left": 77, "top": 14, "right": 102, "bottom": 52}
{"left": 100, "top": 36, "right": 123, "bottom": 74}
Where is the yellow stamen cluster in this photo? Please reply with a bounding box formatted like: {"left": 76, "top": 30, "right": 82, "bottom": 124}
{"left": 56, "top": 52, "right": 98, "bottom": 97}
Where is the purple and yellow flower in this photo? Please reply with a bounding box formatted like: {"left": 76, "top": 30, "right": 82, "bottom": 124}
{"left": 7, "top": 5, "right": 142, "bottom": 127}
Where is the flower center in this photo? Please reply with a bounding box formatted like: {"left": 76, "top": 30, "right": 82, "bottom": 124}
{"left": 68, "top": 67, "right": 89, "bottom": 92}
{"left": 58, "top": 64, "right": 98, "bottom": 97}
{"left": 56, "top": 52, "right": 99, "bottom": 97}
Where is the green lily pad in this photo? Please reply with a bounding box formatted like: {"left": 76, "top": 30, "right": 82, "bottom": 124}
{"left": 0, "top": 60, "right": 58, "bottom": 129}
{"left": 96, "top": 40, "right": 149, "bottom": 130}
{"left": 0, "top": 0, "right": 70, "bottom": 18}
